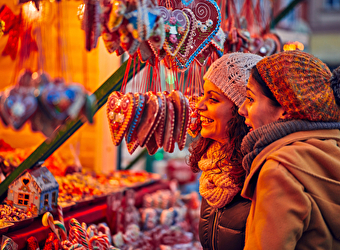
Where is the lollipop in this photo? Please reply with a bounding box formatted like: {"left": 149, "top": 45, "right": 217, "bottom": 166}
{"left": 42, "top": 212, "right": 60, "bottom": 240}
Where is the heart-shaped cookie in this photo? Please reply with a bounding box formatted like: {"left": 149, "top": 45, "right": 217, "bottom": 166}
{"left": 126, "top": 93, "right": 146, "bottom": 144}
{"left": 146, "top": 133, "right": 159, "bottom": 155}
{"left": 125, "top": 133, "right": 140, "bottom": 155}
{"left": 0, "top": 87, "right": 38, "bottom": 130}
{"left": 154, "top": 92, "right": 166, "bottom": 148}
{"left": 39, "top": 80, "right": 85, "bottom": 121}
{"left": 107, "top": 92, "right": 136, "bottom": 146}
{"left": 101, "top": 26, "right": 121, "bottom": 54}
{"left": 163, "top": 91, "right": 175, "bottom": 153}
{"left": 158, "top": 0, "right": 221, "bottom": 69}
{"left": 148, "top": 16, "right": 166, "bottom": 52}
{"left": 195, "top": 44, "right": 213, "bottom": 67}
{"left": 136, "top": 92, "right": 160, "bottom": 147}
{"left": 175, "top": 8, "right": 196, "bottom": 66}
{"left": 158, "top": 7, "right": 190, "bottom": 57}
{"left": 30, "top": 108, "right": 62, "bottom": 137}
{"left": 169, "top": 90, "right": 186, "bottom": 144}
{"left": 177, "top": 96, "right": 190, "bottom": 150}
{"left": 137, "top": 41, "right": 155, "bottom": 62}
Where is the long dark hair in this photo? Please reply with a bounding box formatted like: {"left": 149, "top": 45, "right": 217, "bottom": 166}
{"left": 251, "top": 66, "right": 281, "bottom": 107}
{"left": 188, "top": 105, "right": 249, "bottom": 184}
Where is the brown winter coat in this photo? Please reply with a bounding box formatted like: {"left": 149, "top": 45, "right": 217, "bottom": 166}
{"left": 242, "top": 129, "right": 340, "bottom": 250}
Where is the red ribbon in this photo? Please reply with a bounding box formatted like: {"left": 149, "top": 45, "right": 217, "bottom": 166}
{"left": 0, "top": 5, "right": 38, "bottom": 60}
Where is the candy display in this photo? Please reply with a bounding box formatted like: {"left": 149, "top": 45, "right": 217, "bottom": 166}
{"left": 107, "top": 90, "right": 190, "bottom": 154}
{"left": 0, "top": 204, "right": 34, "bottom": 221}
{"left": 41, "top": 213, "right": 119, "bottom": 250}
{"left": 56, "top": 170, "right": 160, "bottom": 208}
{"left": 0, "top": 140, "right": 83, "bottom": 181}
{"left": 110, "top": 188, "right": 202, "bottom": 250}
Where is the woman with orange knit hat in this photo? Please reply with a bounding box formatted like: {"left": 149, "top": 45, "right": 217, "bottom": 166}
{"left": 188, "top": 52, "right": 262, "bottom": 250}
{"left": 238, "top": 50, "right": 340, "bottom": 249}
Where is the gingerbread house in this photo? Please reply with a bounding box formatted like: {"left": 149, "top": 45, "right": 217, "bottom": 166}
{"left": 7, "top": 166, "right": 59, "bottom": 215}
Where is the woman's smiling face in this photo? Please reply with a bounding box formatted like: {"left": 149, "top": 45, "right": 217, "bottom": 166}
{"left": 238, "top": 75, "right": 285, "bottom": 131}
{"left": 196, "top": 80, "right": 234, "bottom": 143}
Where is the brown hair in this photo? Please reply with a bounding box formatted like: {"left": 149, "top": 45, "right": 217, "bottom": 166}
{"left": 187, "top": 105, "right": 249, "bottom": 183}
{"left": 251, "top": 66, "right": 281, "bottom": 107}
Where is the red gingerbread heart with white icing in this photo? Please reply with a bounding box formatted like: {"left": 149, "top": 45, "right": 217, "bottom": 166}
{"left": 158, "top": 0, "right": 221, "bottom": 69}
{"left": 107, "top": 92, "right": 136, "bottom": 146}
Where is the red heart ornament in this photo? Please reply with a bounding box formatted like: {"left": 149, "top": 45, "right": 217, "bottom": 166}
{"left": 107, "top": 92, "right": 136, "bottom": 146}
{"left": 158, "top": 0, "right": 221, "bottom": 69}
{"left": 125, "top": 133, "right": 140, "bottom": 155}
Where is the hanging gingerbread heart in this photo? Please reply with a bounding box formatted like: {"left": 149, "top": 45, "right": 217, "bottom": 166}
{"left": 30, "top": 107, "right": 62, "bottom": 137}
{"left": 137, "top": 41, "right": 155, "bottom": 62}
{"left": 195, "top": 44, "right": 213, "bottom": 67}
{"left": 125, "top": 132, "right": 140, "bottom": 155}
{"left": 210, "top": 27, "right": 225, "bottom": 53}
{"left": 163, "top": 91, "right": 176, "bottom": 153}
{"left": 154, "top": 92, "right": 167, "bottom": 148}
{"left": 158, "top": 6, "right": 190, "bottom": 57}
{"left": 177, "top": 96, "right": 190, "bottom": 150}
{"left": 107, "top": 92, "right": 136, "bottom": 146}
{"left": 126, "top": 93, "right": 146, "bottom": 144}
{"left": 39, "top": 79, "right": 85, "bottom": 121}
{"left": 145, "top": 133, "right": 159, "bottom": 155}
{"left": 106, "top": 0, "right": 127, "bottom": 32}
{"left": 148, "top": 16, "right": 165, "bottom": 52}
{"left": 169, "top": 90, "right": 186, "bottom": 146}
{"left": 158, "top": 0, "right": 221, "bottom": 69}
{"left": 175, "top": 8, "right": 196, "bottom": 68}
{"left": 83, "top": 0, "right": 102, "bottom": 51}
{"left": 135, "top": 92, "right": 160, "bottom": 147}
{"left": 0, "top": 87, "right": 38, "bottom": 130}
{"left": 101, "top": 26, "right": 121, "bottom": 54}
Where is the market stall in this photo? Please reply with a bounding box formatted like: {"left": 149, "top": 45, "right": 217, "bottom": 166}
{"left": 0, "top": 0, "right": 302, "bottom": 248}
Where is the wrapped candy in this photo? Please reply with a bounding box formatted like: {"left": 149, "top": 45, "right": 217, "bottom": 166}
{"left": 26, "top": 236, "right": 39, "bottom": 250}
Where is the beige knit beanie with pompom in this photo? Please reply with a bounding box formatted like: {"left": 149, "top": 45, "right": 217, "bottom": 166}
{"left": 204, "top": 52, "right": 262, "bottom": 107}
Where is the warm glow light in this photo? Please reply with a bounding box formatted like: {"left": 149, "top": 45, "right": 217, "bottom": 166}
{"left": 283, "top": 41, "right": 304, "bottom": 51}
{"left": 22, "top": 2, "right": 43, "bottom": 21}
{"left": 77, "top": 4, "right": 85, "bottom": 21}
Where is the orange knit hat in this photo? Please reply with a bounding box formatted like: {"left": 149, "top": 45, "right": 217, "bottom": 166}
{"left": 256, "top": 50, "right": 340, "bottom": 122}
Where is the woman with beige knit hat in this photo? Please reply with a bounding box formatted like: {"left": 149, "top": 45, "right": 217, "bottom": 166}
{"left": 188, "top": 52, "right": 262, "bottom": 250}
{"left": 238, "top": 50, "right": 340, "bottom": 249}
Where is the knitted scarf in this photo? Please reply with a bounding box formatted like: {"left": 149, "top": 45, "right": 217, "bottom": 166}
{"left": 198, "top": 142, "right": 242, "bottom": 208}
{"left": 241, "top": 119, "right": 340, "bottom": 176}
